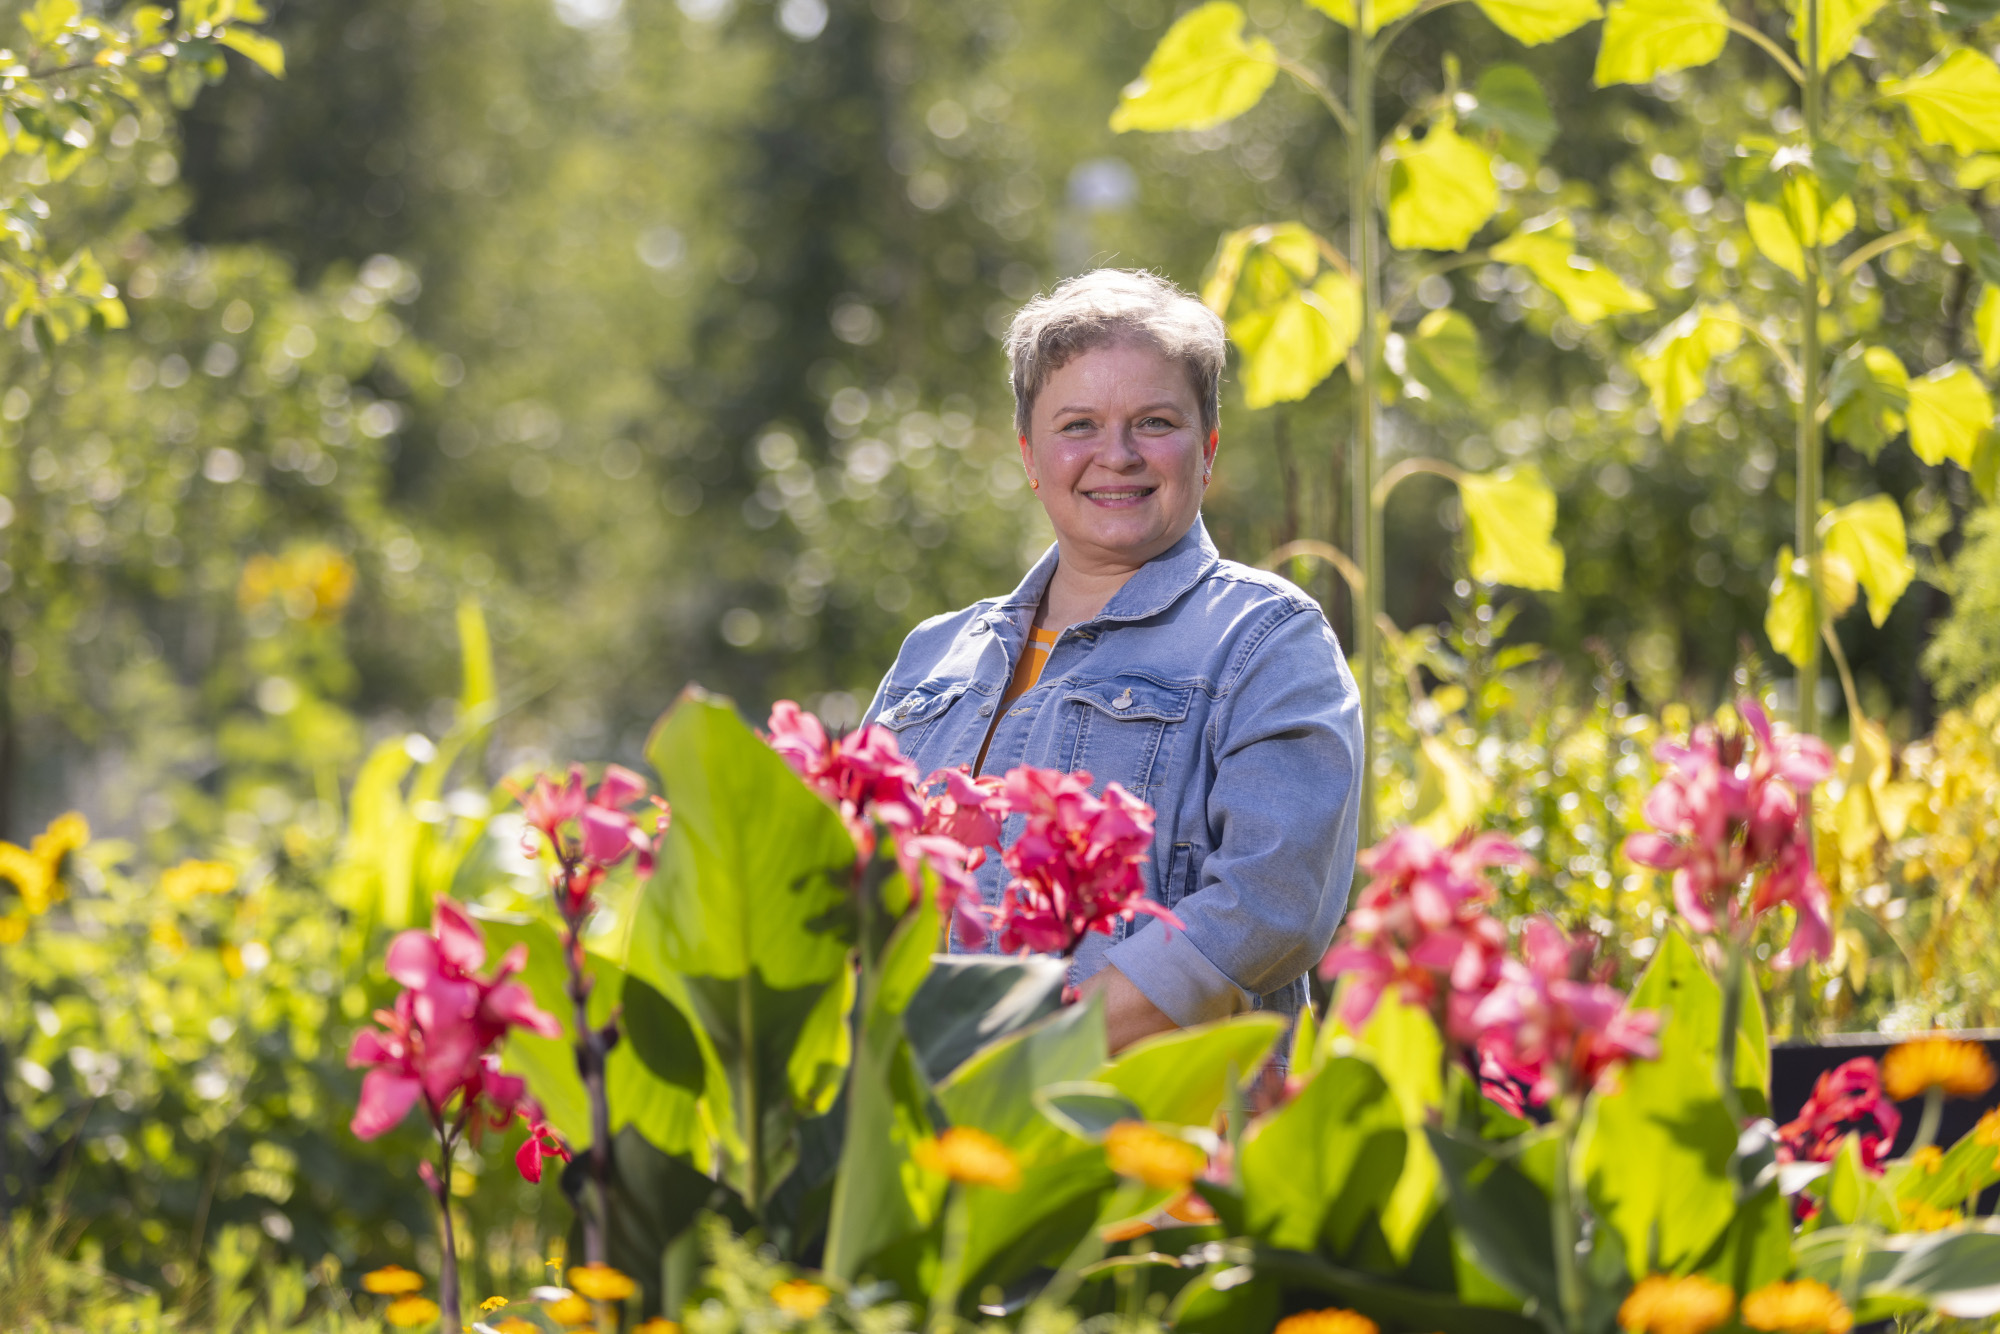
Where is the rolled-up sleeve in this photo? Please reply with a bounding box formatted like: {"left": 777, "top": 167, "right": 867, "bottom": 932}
{"left": 1105, "top": 606, "right": 1362, "bottom": 1026}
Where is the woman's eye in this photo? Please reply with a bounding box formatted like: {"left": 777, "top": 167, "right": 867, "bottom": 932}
{"left": 1060, "top": 419, "right": 1093, "bottom": 433}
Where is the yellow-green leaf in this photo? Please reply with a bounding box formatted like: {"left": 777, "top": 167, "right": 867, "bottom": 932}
{"left": 1744, "top": 188, "right": 1854, "bottom": 280}
{"left": 1765, "top": 546, "right": 1816, "bottom": 668}
{"left": 1635, "top": 303, "right": 1742, "bottom": 437}
{"left": 1202, "top": 221, "right": 1324, "bottom": 313}
{"left": 1594, "top": 0, "right": 1728, "bottom": 86}
{"left": 1231, "top": 271, "right": 1361, "bottom": 408}
{"left": 217, "top": 26, "right": 285, "bottom": 78}
{"left": 1882, "top": 49, "right": 2000, "bottom": 155}
{"left": 1825, "top": 345, "right": 1909, "bottom": 460}
{"left": 1820, "top": 495, "right": 1912, "bottom": 628}
{"left": 1458, "top": 464, "right": 1564, "bottom": 590}
{"left": 1961, "top": 156, "right": 2000, "bottom": 190}
{"left": 1385, "top": 121, "right": 1498, "bottom": 253}
{"left": 1412, "top": 734, "right": 1493, "bottom": 840}
{"left": 1789, "top": 0, "right": 1886, "bottom": 68}
{"left": 1904, "top": 363, "right": 1995, "bottom": 467}
{"left": 1490, "top": 216, "right": 1654, "bottom": 323}
{"left": 1306, "top": 0, "right": 1424, "bottom": 36}
{"left": 1474, "top": 0, "right": 1602, "bottom": 45}
{"left": 1975, "top": 285, "right": 2000, "bottom": 374}
{"left": 1401, "top": 307, "right": 1483, "bottom": 407}
{"left": 1110, "top": 2, "right": 1278, "bottom": 133}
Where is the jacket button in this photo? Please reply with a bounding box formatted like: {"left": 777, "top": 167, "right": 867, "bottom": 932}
{"left": 1112, "top": 689, "right": 1133, "bottom": 710}
{"left": 970, "top": 621, "right": 989, "bottom": 635}
{"left": 978, "top": 703, "right": 993, "bottom": 717}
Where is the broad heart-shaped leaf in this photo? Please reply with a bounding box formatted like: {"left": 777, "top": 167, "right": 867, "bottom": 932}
{"left": 1402, "top": 308, "right": 1484, "bottom": 409}
{"left": 1425, "top": 1128, "right": 1559, "bottom": 1309}
{"left": 1744, "top": 190, "right": 1855, "bottom": 280}
{"left": 1636, "top": 302, "right": 1742, "bottom": 437}
{"left": 1490, "top": 216, "right": 1654, "bottom": 324}
{"left": 1464, "top": 64, "right": 1557, "bottom": 160}
{"left": 1580, "top": 927, "right": 1743, "bottom": 1278}
{"left": 1787, "top": 0, "right": 1886, "bottom": 66}
{"left": 1231, "top": 271, "right": 1362, "bottom": 408}
{"left": 631, "top": 688, "right": 861, "bottom": 1206}
{"left": 903, "top": 955, "right": 1067, "bottom": 1085}
{"left": 1110, "top": 2, "right": 1278, "bottom": 133}
{"left": 1386, "top": 122, "right": 1498, "bottom": 253}
{"left": 1594, "top": 0, "right": 1727, "bottom": 85}
{"left": 1227, "top": 1248, "right": 1542, "bottom": 1334}
{"left": 1826, "top": 344, "right": 1910, "bottom": 459}
{"left": 1355, "top": 998, "right": 1444, "bottom": 1260}
{"left": 1631, "top": 930, "right": 1769, "bottom": 1110}
{"left": 1884, "top": 48, "right": 2000, "bottom": 154}
{"left": 1202, "top": 221, "right": 1324, "bottom": 314}
{"left": 1097, "top": 1013, "right": 1286, "bottom": 1126}
{"left": 1976, "top": 285, "right": 2000, "bottom": 374}
{"left": 1695, "top": 1181, "right": 1794, "bottom": 1295}
{"left": 1306, "top": 0, "right": 1424, "bottom": 35}
{"left": 1905, "top": 363, "right": 1996, "bottom": 468}
{"left": 1765, "top": 545, "right": 1818, "bottom": 669}
{"left": 1821, "top": 494, "right": 1913, "bottom": 628}
{"left": 481, "top": 914, "right": 706, "bottom": 1159}
{"left": 1239, "top": 1054, "right": 1405, "bottom": 1253}
{"left": 1474, "top": 0, "right": 1601, "bottom": 45}
{"left": 1458, "top": 465, "right": 1564, "bottom": 591}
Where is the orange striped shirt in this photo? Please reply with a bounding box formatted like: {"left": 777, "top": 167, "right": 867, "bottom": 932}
{"left": 975, "top": 625, "right": 1059, "bottom": 774}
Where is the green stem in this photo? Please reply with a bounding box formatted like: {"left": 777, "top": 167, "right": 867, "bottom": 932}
{"left": 1913, "top": 1087, "right": 1944, "bottom": 1153}
{"left": 1795, "top": 0, "right": 1825, "bottom": 739}
{"left": 1349, "top": 0, "right": 1381, "bottom": 851}
{"left": 738, "top": 972, "right": 761, "bottom": 1209}
{"left": 927, "top": 1188, "right": 971, "bottom": 1334}
{"left": 1549, "top": 1105, "right": 1586, "bottom": 1334}
{"left": 1716, "top": 943, "right": 1747, "bottom": 1128}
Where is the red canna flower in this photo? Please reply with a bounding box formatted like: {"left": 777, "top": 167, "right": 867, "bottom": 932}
{"left": 1623, "top": 699, "right": 1834, "bottom": 967}
{"left": 515, "top": 1115, "right": 573, "bottom": 1185}
{"left": 992, "top": 766, "right": 1175, "bottom": 957}
{"left": 1470, "top": 917, "right": 1659, "bottom": 1109}
{"left": 515, "top": 764, "right": 669, "bottom": 916}
{"left": 1776, "top": 1057, "right": 1901, "bottom": 1174}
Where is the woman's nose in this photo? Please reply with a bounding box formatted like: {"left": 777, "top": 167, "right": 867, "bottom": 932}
{"left": 1099, "top": 424, "right": 1145, "bottom": 468}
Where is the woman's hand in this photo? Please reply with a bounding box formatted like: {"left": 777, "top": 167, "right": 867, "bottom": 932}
{"left": 1076, "top": 963, "right": 1179, "bottom": 1052}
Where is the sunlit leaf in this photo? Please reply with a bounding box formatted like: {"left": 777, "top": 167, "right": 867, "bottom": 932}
{"left": 1402, "top": 307, "right": 1483, "bottom": 408}
{"left": 1744, "top": 188, "right": 1854, "bottom": 280}
{"left": 1766, "top": 544, "right": 1860, "bottom": 667}
{"left": 1635, "top": 303, "right": 1742, "bottom": 437}
{"left": 1976, "top": 285, "right": 2000, "bottom": 374}
{"left": 1490, "top": 215, "right": 1654, "bottom": 323}
{"left": 1825, "top": 345, "right": 1910, "bottom": 460}
{"left": 1463, "top": 64, "right": 1557, "bottom": 159}
{"left": 1820, "top": 494, "right": 1913, "bottom": 627}
{"left": 1305, "top": 0, "right": 1424, "bottom": 36}
{"left": 1412, "top": 733, "right": 1493, "bottom": 839}
{"left": 1458, "top": 465, "right": 1564, "bottom": 590}
{"left": 1474, "top": 0, "right": 1601, "bottom": 45}
{"left": 1231, "top": 271, "right": 1361, "bottom": 407}
{"left": 1594, "top": 0, "right": 1728, "bottom": 86}
{"left": 1882, "top": 48, "right": 2000, "bottom": 154}
{"left": 1961, "top": 156, "right": 2000, "bottom": 190}
{"left": 1385, "top": 121, "right": 1498, "bottom": 253}
{"left": 1904, "top": 363, "right": 1995, "bottom": 467}
{"left": 216, "top": 26, "right": 285, "bottom": 78}
{"left": 1788, "top": 0, "right": 1886, "bottom": 67}
{"left": 1110, "top": 2, "right": 1278, "bottom": 133}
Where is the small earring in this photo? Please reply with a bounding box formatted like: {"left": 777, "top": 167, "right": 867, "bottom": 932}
{"left": 1030, "top": 478, "right": 1040, "bottom": 491}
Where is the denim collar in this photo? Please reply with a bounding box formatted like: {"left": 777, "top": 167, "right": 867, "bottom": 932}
{"left": 994, "top": 517, "right": 1219, "bottom": 625}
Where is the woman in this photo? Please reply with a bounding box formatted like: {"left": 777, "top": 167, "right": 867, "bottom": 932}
{"left": 864, "top": 268, "right": 1362, "bottom": 1052}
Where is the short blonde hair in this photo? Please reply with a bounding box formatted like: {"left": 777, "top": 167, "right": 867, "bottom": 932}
{"left": 1003, "top": 268, "right": 1226, "bottom": 439}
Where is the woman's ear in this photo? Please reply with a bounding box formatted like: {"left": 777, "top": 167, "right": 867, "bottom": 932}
{"left": 1019, "top": 432, "right": 1036, "bottom": 488}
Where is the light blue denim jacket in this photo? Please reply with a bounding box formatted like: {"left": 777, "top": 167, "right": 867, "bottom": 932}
{"left": 863, "top": 518, "right": 1362, "bottom": 1025}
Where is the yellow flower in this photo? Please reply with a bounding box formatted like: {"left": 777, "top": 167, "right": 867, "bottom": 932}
{"left": 633, "top": 1321, "right": 681, "bottom": 1334}
{"left": 769, "top": 1278, "right": 830, "bottom": 1320}
{"left": 0, "top": 913, "right": 26, "bottom": 944}
{"left": 913, "top": 1126, "right": 1022, "bottom": 1191}
{"left": 1973, "top": 1108, "right": 2000, "bottom": 1146}
{"left": 1273, "top": 1308, "right": 1379, "bottom": 1334}
{"left": 238, "top": 545, "right": 356, "bottom": 624}
{"left": 1618, "top": 1273, "right": 1735, "bottom": 1334}
{"left": 1909, "top": 1145, "right": 1943, "bottom": 1174}
{"left": 1103, "top": 1121, "right": 1206, "bottom": 1191}
{"left": 567, "top": 1264, "right": 637, "bottom": 1301}
{"left": 32, "top": 812, "right": 88, "bottom": 866}
{"left": 384, "top": 1295, "right": 441, "bottom": 1327}
{"left": 1740, "top": 1279, "right": 1853, "bottom": 1334}
{"left": 150, "top": 918, "right": 188, "bottom": 956}
{"left": 162, "top": 859, "right": 237, "bottom": 904}
{"left": 1882, "top": 1037, "right": 1997, "bottom": 1101}
{"left": 1898, "top": 1198, "right": 1962, "bottom": 1231}
{"left": 362, "top": 1265, "right": 428, "bottom": 1296}
{"left": 478, "top": 1296, "right": 509, "bottom": 1312}
{"left": 489, "top": 1321, "right": 540, "bottom": 1334}
{"left": 0, "top": 843, "right": 57, "bottom": 916}
{"left": 544, "top": 1294, "right": 593, "bottom": 1326}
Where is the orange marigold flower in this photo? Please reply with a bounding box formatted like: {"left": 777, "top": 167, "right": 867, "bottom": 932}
{"left": 384, "top": 1295, "right": 441, "bottom": 1327}
{"left": 1909, "top": 1145, "right": 1943, "bottom": 1174}
{"left": 769, "top": 1278, "right": 831, "bottom": 1319}
{"left": 1740, "top": 1279, "right": 1853, "bottom": 1334}
{"left": 633, "top": 1320, "right": 682, "bottom": 1334}
{"left": 1882, "top": 1037, "right": 1997, "bottom": 1102}
{"left": 362, "top": 1265, "right": 427, "bottom": 1296}
{"left": 1103, "top": 1121, "right": 1206, "bottom": 1191}
{"left": 1898, "top": 1198, "right": 1962, "bottom": 1231}
{"left": 567, "top": 1264, "right": 637, "bottom": 1301}
{"left": 1618, "top": 1273, "right": 1735, "bottom": 1334}
{"left": 544, "top": 1293, "right": 593, "bottom": 1326}
{"left": 1273, "top": 1307, "right": 1379, "bottom": 1334}
{"left": 1973, "top": 1108, "right": 2000, "bottom": 1147}
{"left": 913, "top": 1126, "right": 1022, "bottom": 1191}
{"left": 489, "top": 1320, "right": 540, "bottom": 1334}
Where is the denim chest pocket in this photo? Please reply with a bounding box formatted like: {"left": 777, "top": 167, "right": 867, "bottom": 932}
{"left": 1061, "top": 676, "right": 1194, "bottom": 803}
{"left": 877, "top": 682, "right": 971, "bottom": 754}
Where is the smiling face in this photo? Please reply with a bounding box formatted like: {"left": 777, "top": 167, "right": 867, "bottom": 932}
{"left": 1020, "top": 339, "right": 1214, "bottom": 577}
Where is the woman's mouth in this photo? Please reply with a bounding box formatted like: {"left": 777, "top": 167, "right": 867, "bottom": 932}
{"left": 1081, "top": 486, "right": 1156, "bottom": 508}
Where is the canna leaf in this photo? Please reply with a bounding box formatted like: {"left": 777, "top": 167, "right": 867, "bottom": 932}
{"left": 1635, "top": 303, "right": 1742, "bottom": 437}
{"left": 1904, "top": 363, "right": 1995, "bottom": 467}
{"left": 1458, "top": 465, "right": 1564, "bottom": 591}
{"left": 1385, "top": 121, "right": 1498, "bottom": 253}
{"left": 1110, "top": 2, "right": 1278, "bottom": 133}
{"left": 1474, "top": 0, "right": 1602, "bottom": 45}
{"left": 1490, "top": 216, "right": 1654, "bottom": 323}
{"left": 1882, "top": 48, "right": 2000, "bottom": 154}
{"left": 1594, "top": 0, "right": 1728, "bottom": 86}
{"left": 1820, "top": 494, "right": 1913, "bottom": 627}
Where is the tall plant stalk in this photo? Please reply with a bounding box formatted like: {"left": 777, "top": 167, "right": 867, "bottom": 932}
{"left": 554, "top": 860, "right": 616, "bottom": 1267}
{"left": 1350, "top": 0, "right": 1381, "bottom": 849}
{"left": 1796, "top": 0, "right": 1826, "bottom": 737}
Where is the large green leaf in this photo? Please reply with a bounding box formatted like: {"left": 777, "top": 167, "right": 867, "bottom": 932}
{"left": 1474, "top": 0, "right": 1601, "bottom": 44}
{"left": 1402, "top": 308, "right": 1484, "bottom": 409}
{"left": 1788, "top": 0, "right": 1886, "bottom": 66}
{"left": 1425, "top": 1128, "right": 1559, "bottom": 1309}
{"left": 1386, "top": 122, "right": 1498, "bottom": 253}
{"left": 1581, "top": 929, "right": 1740, "bottom": 1278}
{"left": 1097, "top": 1013, "right": 1286, "bottom": 1126}
{"left": 1905, "top": 364, "right": 1995, "bottom": 468}
{"left": 1883, "top": 48, "right": 2000, "bottom": 154}
{"left": 630, "top": 688, "right": 861, "bottom": 1205}
{"left": 1463, "top": 65, "right": 1557, "bottom": 160}
{"left": 1636, "top": 303, "right": 1742, "bottom": 437}
{"left": 1490, "top": 216, "right": 1653, "bottom": 324}
{"left": 1765, "top": 545, "right": 1818, "bottom": 669}
{"left": 559, "top": 1127, "right": 749, "bottom": 1320}
{"left": 1458, "top": 465, "right": 1565, "bottom": 591}
{"left": 903, "top": 955, "right": 1067, "bottom": 1084}
{"left": 1356, "top": 998, "right": 1444, "bottom": 1260}
{"left": 1826, "top": 345, "right": 1911, "bottom": 459}
{"left": 1109, "top": 2, "right": 1277, "bottom": 133}
{"left": 1594, "top": 0, "right": 1728, "bottom": 86}
{"left": 1821, "top": 495, "right": 1913, "bottom": 628}
{"left": 1306, "top": 0, "right": 1424, "bottom": 36}
{"left": 1239, "top": 1053, "right": 1404, "bottom": 1253}
{"left": 1232, "top": 272, "right": 1362, "bottom": 408}
{"left": 1744, "top": 177, "right": 1855, "bottom": 281}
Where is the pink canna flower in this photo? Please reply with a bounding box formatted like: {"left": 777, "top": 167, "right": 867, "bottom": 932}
{"left": 1470, "top": 917, "right": 1659, "bottom": 1109}
{"left": 516, "top": 1115, "right": 573, "bottom": 1185}
{"left": 515, "top": 763, "right": 669, "bottom": 914}
{"left": 1623, "top": 698, "right": 1834, "bottom": 966}
{"left": 1776, "top": 1056, "right": 1901, "bottom": 1174}
{"left": 992, "top": 767, "right": 1175, "bottom": 957}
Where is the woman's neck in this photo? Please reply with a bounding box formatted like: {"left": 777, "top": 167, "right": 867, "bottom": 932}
{"left": 1036, "top": 550, "right": 1143, "bottom": 631}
